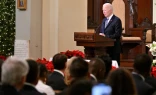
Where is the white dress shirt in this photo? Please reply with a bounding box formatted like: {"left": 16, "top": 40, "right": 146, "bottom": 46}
{"left": 36, "top": 80, "right": 55, "bottom": 95}
{"left": 106, "top": 14, "right": 114, "bottom": 23}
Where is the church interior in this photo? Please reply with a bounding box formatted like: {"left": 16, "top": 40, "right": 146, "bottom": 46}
{"left": 0, "top": 0, "right": 156, "bottom": 95}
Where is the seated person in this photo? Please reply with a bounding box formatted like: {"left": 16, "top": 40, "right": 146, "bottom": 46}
{"left": 59, "top": 57, "right": 91, "bottom": 95}
{"left": 106, "top": 68, "right": 137, "bottom": 95}
{"left": 36, "top": 63, "right": 55, "bottom": 95}
{"left": 98, "top": 54, "right": 112, "bottom": 79}
{"left": 67, "top": 79, "right": 93, "bottom": 95}
{"left": 47, "top": 53, "right": 67, "bottom": 93}
{"left": 89, "top": 58, "right": 106, "bottom": 82}
{"left": 0, "top": 56, "right": 29, "bottom": 95}
{"left": 132, "top": 54, "right": 155, "bottom": 95}
{"left": 20, "top": 59, "right": 45, "bottom": 95}
{"left": 64, "top": 57, "right": 77, "bottom": 86}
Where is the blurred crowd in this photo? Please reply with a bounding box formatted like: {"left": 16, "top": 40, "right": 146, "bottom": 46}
{"left": 0, "top": 53, "right": 156, "bottom": 95}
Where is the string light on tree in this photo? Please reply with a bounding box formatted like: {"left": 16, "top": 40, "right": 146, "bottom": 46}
{"left": 0, "top": 0, "right": 15, "bottom": 56}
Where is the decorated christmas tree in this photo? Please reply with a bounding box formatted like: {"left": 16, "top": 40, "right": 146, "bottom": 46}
{"left": 0, "top": 0, "right": 15, "bottom": 56}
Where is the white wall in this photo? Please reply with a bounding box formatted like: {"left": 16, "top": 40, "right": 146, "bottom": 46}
{"left": 42, "top": 0, "right": 59, "bottom": 59}
{"left": 42, "top": 0, "right": 87, "bottom": 59}
{"left": 16, "top": 0, "right": 42, "bottom": 59}
{"left": 58, "top": 0, "right": 87, "bottom": 52}
{"left": 16, "top": 0, "right": 31, "bottom": 40}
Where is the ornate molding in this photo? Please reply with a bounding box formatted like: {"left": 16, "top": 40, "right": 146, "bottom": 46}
{"left": 74, "top": 33, "right": 94, "bottom": 41}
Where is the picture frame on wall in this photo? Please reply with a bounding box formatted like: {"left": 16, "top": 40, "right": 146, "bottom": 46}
{"left": 17, "top": 0, "right": 27, "bottom": 10}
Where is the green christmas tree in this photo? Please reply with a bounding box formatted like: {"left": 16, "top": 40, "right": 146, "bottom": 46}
{"left": 0, "top": 0, "right": 15, "bottom": 56}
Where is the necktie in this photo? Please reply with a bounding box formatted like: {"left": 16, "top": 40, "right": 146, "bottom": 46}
{"left": 105, "top": 18, "right": 109, "bottom": 28}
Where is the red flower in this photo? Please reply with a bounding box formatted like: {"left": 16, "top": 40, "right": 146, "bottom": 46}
{"left": 36, "top": 58, "right": 54, "bottom": 72}
{"left": 0, "top": 55, "right": 6, "bottom": 61}
{"left": 60, "top": 50, "right": 85, "bottom": 58}
{"left": 151, "top": 67, "right": 156, "bottom": 78}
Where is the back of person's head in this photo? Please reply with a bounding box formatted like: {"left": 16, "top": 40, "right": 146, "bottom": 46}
{"left": 68, "top": 79, "right": 93, "bottom": 95}
{"left": 38, "top": 63, "right": 48, "bottom": 82}
{"left": 52, "top": 53, "right": 67, "bottom": 70}
{"left": 26, "top": 59, "right": 39, "bottom": 85}
{"left": 89, "top": 58, "right": 105, "bottom": 81}
{"left": 1, "top": 56, "right": 29, "bottom": 86}
{"left": 98, "top": 54, "right": 112, "bottom": 78}
{"left": 64, "top": 56, "right": 77, "bottom": 85}
{"left": 0, "top": 59, "right": 4, "bottom": 82}
{"left": 70, "top": 57, "right": 89, "bottom": 80}
{"left": 133, "top": 53, "right": 152, "bottom": 75}
{"left": 106, "top": 68, "right": 137, "bottom": 95}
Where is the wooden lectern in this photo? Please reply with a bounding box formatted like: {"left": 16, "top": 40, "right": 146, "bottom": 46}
{"left": 74, "top": 32, "right": 115, "bottom": 59}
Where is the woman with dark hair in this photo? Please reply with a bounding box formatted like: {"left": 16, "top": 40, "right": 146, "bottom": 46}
{"left": 106, "top": 68, "right": 137, "bottom": 95}
{"left": 36, "top": 63, "right": 55, "bottom": 95}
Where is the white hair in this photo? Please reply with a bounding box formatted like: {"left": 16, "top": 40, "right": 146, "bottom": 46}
{"left": 1, "top": 56, "right": 29, "bottom": 85}
{"left": 103, "top": 3, "right": 113, "bottom": 12}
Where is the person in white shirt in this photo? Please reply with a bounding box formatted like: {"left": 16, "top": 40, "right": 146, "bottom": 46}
{"left": 36, "top": 63, "right": 55, "bottom": 95}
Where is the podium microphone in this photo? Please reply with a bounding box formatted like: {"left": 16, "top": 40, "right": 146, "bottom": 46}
{"left": 95, "top": 24, "right": 101, "bottom": 34}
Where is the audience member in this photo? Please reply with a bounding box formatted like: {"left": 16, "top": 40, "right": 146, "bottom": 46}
{"left": 67, "top": 79, "right": 93, "bottom": 95}
{"left": 98, "top": 54, "right": 112, "bottom": 79}
{"left": 59, "top": 57, "right": 90, "bottom": 95}
{"left": 64, "top": 56, "right": 77, "bottom": 86}
{"left": 69, "top": 57, "right": 89, "bottom": 83}
{"left": 141, "top": 54, "right": 156, "bottom": 90}
{"left": 106, "top": 68, "right": 137, "bottom": 95}
{"left": 132, "top": 53, "right": 155, "bottom": 95}
{"left": 0, "top": 56, "right": 29, "bottom": 95}
{"left": 20, "top": 59, "right": 44, "bottom": 95}
{"left": 89, "top": 58, "right": 105, "bottom": 82}
{"left": 47, "top": 53, "right": 67, "bottom": 93}
{"left": 36, "top": 63, "right": 55, "bottom": 95}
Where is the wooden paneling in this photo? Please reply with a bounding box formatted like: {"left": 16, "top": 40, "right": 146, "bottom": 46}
{"left": 87, "top": 0, "right": 153, "bottom": 68}
{"left": 87, "top": 0, "right": 104, "bottom": 28}
{"left": 87, "top": 0, "right": 94, "bottom": 20}
{"left": 137, "top": 0, "right": 152, "bottom": 24}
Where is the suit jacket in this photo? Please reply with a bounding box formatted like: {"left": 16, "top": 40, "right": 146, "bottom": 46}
{"left": 145, "top": 76, "right": 156, "bottom": 90}
{"left": 20, "top": 84, "right": 45, "bottom": 95}
{"left": 0, "top": 84, "right": 21, "bottom": 95}
{"left": 100, "top": 15, "right": 122, "bottom": 53}
{"left": 47, "top": 71, "right": 67, "bottom": 90}
{"left": 132, "top": 74, "right": 155, "bottom": 95}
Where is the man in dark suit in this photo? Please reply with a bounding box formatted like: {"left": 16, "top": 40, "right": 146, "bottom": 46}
{"left": 99, "top": 3, "right": 122, "bottom": 65}
{"left": 20, "top": 59, "right": 45, "bottom": 95}
{"left": 132, "top": 54, "right": 155, "bottom": 95}
{"left": 58, "top": 57, "right": 91, "bottom": 95}
{"left": 47, "top": 53, "right": 67, "bottom": 94}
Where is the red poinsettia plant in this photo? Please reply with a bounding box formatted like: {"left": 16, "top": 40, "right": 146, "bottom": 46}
{"left": 60, "top": 50, "right": 85, "bottom": 58}
{"left": 36, "top": 58, "right": 54, "bottom": 72}
{"left": 0, "top": 55, "right": 6, "bottom": 61}
{"left": 151, "top": 60, "right": 156, "bottom": 78}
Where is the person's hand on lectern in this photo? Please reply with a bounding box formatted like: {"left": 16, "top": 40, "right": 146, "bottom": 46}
{"left": 99, "top": 33, "right": 105, "bottom": 37}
